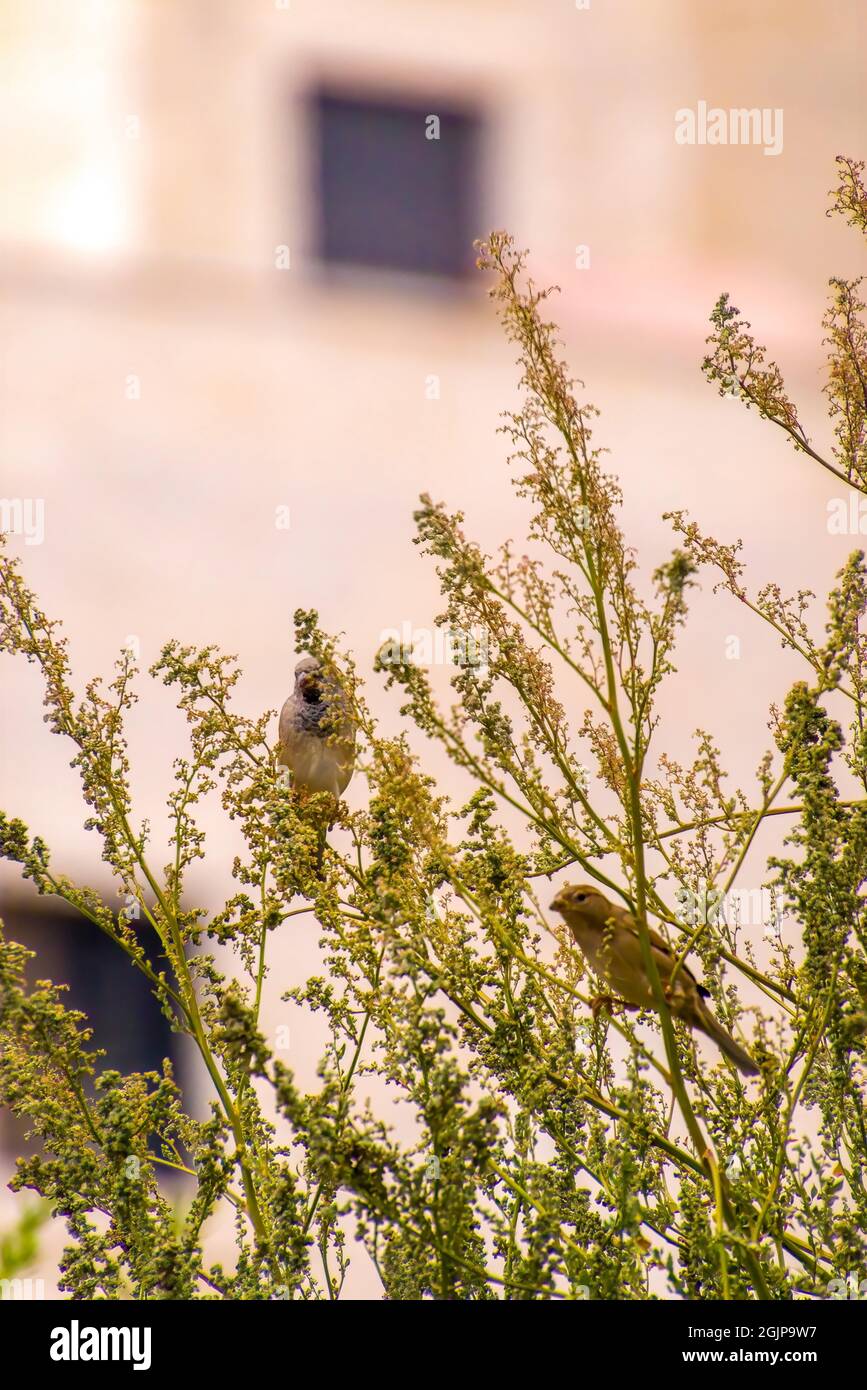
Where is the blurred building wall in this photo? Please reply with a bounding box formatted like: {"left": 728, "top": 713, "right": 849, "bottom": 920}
{"left": 0, "top": 0, "right": 864, "bottom": 1294}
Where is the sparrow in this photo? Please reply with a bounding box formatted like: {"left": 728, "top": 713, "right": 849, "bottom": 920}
{"left": 277, "top": 655, "right": 356, "bottom": 799}
{"left": 550, "top": 883, "right": 759, "bottom": 1076}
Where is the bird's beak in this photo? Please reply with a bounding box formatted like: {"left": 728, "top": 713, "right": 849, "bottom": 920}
{"left": 550, "top": 891, "right": 565, "bottom": 912}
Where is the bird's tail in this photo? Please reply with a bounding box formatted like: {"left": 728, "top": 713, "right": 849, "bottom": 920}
{"left": 694, "top": 1001, "right": 759, "bottom": 1076}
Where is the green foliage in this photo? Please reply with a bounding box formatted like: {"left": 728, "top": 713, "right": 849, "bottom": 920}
{"left": 0, "top": 1199, "right": 48, "bottom": 1281}
{"left": 703, "top": 155, "right": 867, "bottom": 491}
{"left": 1, "top": 158, "right": 866, "bottom": 1299}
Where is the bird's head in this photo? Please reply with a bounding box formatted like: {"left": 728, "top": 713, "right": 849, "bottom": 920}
{"left": 294, "top": 655, "right": 323, "bottom": 704}
{"left": 549, "top": 883, "right": 613, "bottom": 922}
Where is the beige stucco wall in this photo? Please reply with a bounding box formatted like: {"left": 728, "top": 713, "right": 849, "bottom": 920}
{"left": 0, "top": 0, "right": 864, "bottom": 1296}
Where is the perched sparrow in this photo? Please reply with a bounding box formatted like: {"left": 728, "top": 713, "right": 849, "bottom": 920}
{"left": 277, "top": 656, "right": 356, "bottom": 798}
{"left": 550, "top": 883, "right": 758, "bottom": 1076}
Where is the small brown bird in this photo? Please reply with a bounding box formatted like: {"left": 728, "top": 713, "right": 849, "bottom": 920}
{"left": 277, "top": 656, "right": 356, "bottom": 799}
{"left": 550, "top": 883, "right": 758, "bottom": 1076}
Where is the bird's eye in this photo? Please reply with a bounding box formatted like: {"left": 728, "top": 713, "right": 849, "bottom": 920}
{"left": 574, "top": 893, "right": 586, "bottom": 903}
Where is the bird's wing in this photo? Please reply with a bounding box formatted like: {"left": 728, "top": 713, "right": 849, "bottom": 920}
{"left": 277, "top": 697, "right": 303, "bottom": 763}
{"left": 613, "top": 908, "right": 701, "bottom": 989}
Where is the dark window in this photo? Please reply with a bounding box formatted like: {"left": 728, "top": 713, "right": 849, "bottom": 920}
{"left": 312, "top": 90, "right": 481, "bottom": 279}
{"left": 0, "top": 896, "right": 181, "bottom": 1156}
